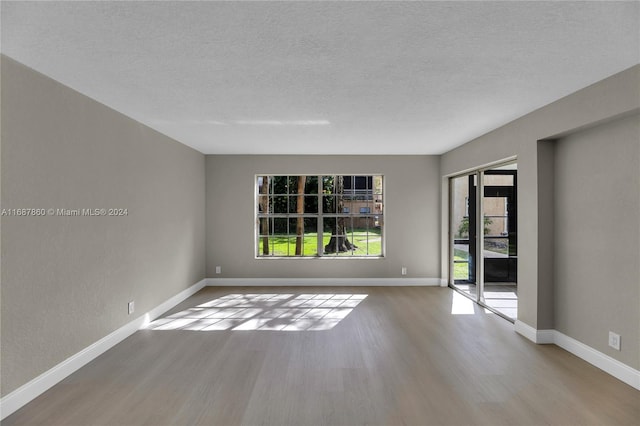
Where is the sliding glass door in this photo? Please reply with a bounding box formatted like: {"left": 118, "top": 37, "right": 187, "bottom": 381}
{"left": 450, "top": 174, "right": 476, "bottom": 298}
{"left": 481, "top": 166, "right": 518, "bottom": 318}
{"left": 449, "top": 163, "right": 518, "bottom": 320}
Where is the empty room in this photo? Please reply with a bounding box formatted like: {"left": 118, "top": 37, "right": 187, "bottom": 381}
{"left": 1, "top": 1, "right": 639, "bottom": 425}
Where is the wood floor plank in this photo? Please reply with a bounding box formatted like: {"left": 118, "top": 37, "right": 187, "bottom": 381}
{"left": 4, "top": 286, "right": 639, "bottom": 425}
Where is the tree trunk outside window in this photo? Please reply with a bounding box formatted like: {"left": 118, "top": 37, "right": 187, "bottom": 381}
{"left": 324, "top": 175, "right": 357, "bottom": 253}
{"left": 295, "top": 176, "right": 305, "bottom": 255}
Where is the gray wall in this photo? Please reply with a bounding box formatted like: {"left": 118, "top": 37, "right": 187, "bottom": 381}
{"left": 1, "top": 56, "right": 206, "bottom": 396}
{"left": 554, "top": 114, "right": 639, "bottom": 369}
{"left": 206, "top": 155, "right": 440, "bottom": 279}
{"left": 440, "top": 65, "right": 640, "bottom": 331}
{"left": 2, "top": 51, "right": 637, "bottom": 398}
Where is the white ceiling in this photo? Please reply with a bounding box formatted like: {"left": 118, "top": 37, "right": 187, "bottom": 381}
{"left": 2, "top": 1, "right": 639, "bottom": 155}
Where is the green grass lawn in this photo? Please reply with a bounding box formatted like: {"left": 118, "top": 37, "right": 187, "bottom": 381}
{"left": 259, "top": 229, "right": 382, "bottom": 257}
{"left": 453, "top": 248, "right": 469, "bottom": 280}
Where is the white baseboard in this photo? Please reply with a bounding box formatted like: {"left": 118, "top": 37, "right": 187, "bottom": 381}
{"left": 514, "top": 320, "right": 537, "bottom": 342}
{"left": 514, "top": 320, "right": 555, "bottom": 345}
{"left": 0, "top": 278, "right": 208, "bottom": 421}
{"left": 140, "top": 278, "right": 207, "bottom": 329}
{"left": 536, "top": 329, "right": 556, "bottom": 345}
{"left": 514, "top": 321, "right": 639, "bottom": 390}
{"left": 554, "top": 330, "right": 640, "bottom": 390}
{"left": 207, "top": 277, "right": 443, "bottom": 286}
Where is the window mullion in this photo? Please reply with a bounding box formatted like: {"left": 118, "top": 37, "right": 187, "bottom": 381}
{"left": 317, "top": 175, "right": 323, "bottom": 257}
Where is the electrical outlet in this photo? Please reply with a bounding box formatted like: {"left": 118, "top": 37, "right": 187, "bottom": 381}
{"left": 608, "top": 331, "right": 621, "bottom": 351}
{"left": 128, "top": 301, "right": 135, "bottom": 315}
{"left": 215, "top": 266, "right": 222, "bottom": 274}
{"left": 401, "top": 266, "right": 407, "bottom": 276}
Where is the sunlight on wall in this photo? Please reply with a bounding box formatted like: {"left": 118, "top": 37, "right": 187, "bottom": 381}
{"left": 146, "top": 293, "right": 367, "bottom": 331}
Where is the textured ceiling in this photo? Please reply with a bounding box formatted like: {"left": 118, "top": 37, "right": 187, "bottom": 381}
{"left": 2, "top": 1, "right": 639, "bottom": 155}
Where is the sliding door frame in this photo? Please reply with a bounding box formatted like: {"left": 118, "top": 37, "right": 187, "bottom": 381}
{"left": 448, "top": 159, "right": 517, "bottom": 322}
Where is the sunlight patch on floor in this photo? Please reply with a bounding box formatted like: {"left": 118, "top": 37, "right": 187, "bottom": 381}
{"left": 452, "top": 284, "right": 518, "bottom": 319}
{"left": 451, "top": 290, "right": 475, "bottom": 315}
{"left": 146, "top": 293, "right": 367, "bottom": 331}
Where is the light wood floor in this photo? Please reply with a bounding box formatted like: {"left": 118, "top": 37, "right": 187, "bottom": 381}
{"left": 5, "top": 286, "right": 639, "bottom": 425}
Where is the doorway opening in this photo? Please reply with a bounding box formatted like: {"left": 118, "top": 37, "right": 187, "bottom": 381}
{"left": 449, "top": 162, "right": 517, "bottom": 321}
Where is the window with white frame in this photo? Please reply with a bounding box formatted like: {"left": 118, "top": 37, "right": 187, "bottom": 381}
{"left": 256, "top": 175, "right": 383, "bottom": 257}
